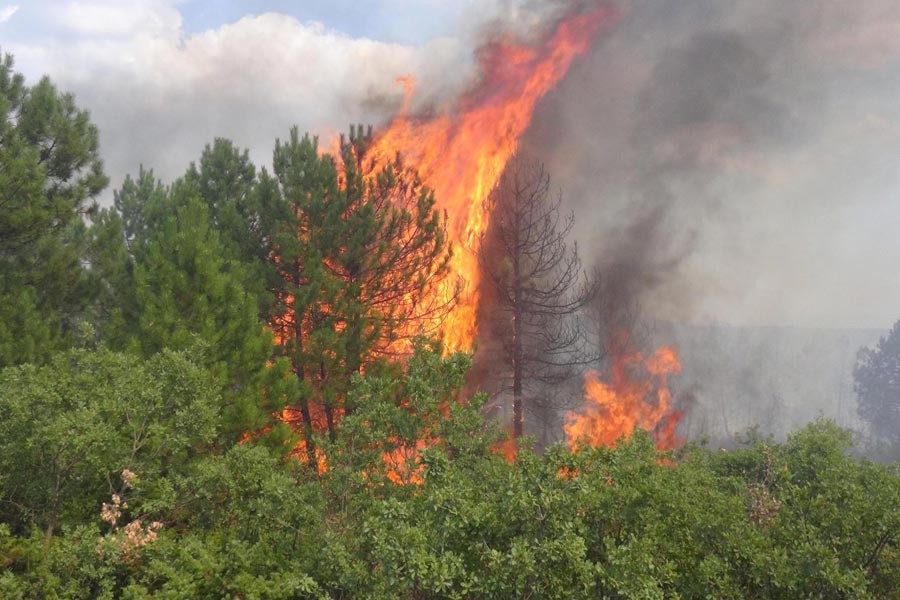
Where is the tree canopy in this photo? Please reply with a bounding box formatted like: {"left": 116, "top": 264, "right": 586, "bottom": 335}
{"left": 0, "top": 52, "right": 108, "bottom": 366}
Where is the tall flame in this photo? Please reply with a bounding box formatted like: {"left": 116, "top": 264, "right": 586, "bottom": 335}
{"left": 565, "top": 333, "right": 684, "bottom": 451}
{"left": 276, "top": 4, "right": 621, "bottom": 475}
{"left": 367, "top": 3, "right": 616, "bottom": 352}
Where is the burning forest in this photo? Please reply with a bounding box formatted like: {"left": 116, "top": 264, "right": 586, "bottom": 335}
{"left": 3, "top": 0, "right": 900, "bottom": 596}
{"left": 268, "top": 0, "right": 685, "bottom": 458}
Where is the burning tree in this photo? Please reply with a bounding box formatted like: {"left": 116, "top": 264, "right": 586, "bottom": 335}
{"left": 268, "top": 127, "right": 454, "bottom": 454}
{"left": 479, "top": 153, "right": 599, "bottom": 439}
{"left": 364, "top": 3, "right": 615, "bottom": 354}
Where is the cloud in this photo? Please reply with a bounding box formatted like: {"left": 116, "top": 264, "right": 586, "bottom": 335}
{"left": 8, "top": 5, "right": 469, "bottom": 193}
{"left": 53, "top": 1, "right": 181, "bottom": 38}
{"left": 0, "top": 4, "right": 19, "bottom": 23}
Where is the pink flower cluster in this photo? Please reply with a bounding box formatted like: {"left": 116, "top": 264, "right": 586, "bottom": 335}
{"left": 101, "top": 493, "right": 126, "bottom": 526}
{"left": 97, "top": 469, "right": 162, "bottom": 562}
{"left": 120, "top": 520, "right": 163, "bottom": 560}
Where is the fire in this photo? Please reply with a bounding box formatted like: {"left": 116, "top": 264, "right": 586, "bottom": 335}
{"left": 383, "top": 438, "right": 429, "bottom": 485}
{"left": 565, "top": 334, "right": 684, "bottom": 451}
{"left": 366, "top": 3, "right": 616, "bottom": 352}
{"left": 491, "top": 434, "right": 518, "bottom": 463}
{"left": 274, "top": 3, "right": 617, "bottom": 476}
{"left": 280, "top": 406, "right": 330, "bottom": 474}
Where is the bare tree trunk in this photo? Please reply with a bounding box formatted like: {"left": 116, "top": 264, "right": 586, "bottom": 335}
{"left": 479, "top": 153, "right": 600, "bottom": 441}
{"left": 297, "top": 395, "right": 317, "bottom": 468}
{"left": 512, "top": 217, "right": 525, "bottom": 437}
{"left": 513, "top": 314, "right": 524, "bottom": 438}
{"left": 322, "top": 360, "right": 337, "bottom": 442}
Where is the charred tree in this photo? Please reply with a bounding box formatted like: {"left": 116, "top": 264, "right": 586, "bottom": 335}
{"left": 479, "top": 153, "right": 599, "bottom": 439}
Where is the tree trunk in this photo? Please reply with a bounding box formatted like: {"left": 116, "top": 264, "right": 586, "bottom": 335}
{"left": 512, "top": 256, "right": 524, "bottom": 438}
{"left": 297, "top": 394, "right": 317, "bottom": 468}
{"left": 293, "top": 286, "right": 318, "bottom": 468}
{"left": 323, "top": 404, "right": 337, "bottom": 442}
{"left": 513, "top": 306, "right": 524, "bottom": 438}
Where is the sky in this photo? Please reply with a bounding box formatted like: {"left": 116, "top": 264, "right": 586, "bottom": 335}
{"left": 3, "top": 0, "right": 900, "bottom": 331}
{"left": 177, "top": 0, "right": 473, "bottom": 44}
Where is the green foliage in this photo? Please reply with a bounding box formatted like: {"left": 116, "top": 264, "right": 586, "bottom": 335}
{"left": 182, "top": 138, "right": 290, "bottom": 323}
{"left": 1, "top": 341, "right": 899, "bottom": 599}
{"left": 113, "top": 165, "right": 167, "bottom": 251}
{"left": 0, "top": 55, "right": 106, "bottom": 252}
{"left": 186, "top": 139, "right": 260, "bottom": 267}
{"left": 325, "top": 338, "right": 489, "bottom": 491}
{"left": 128, "top": 181, "right": 258, "bottom": 360}
{"left": 0, "top": 51, "right": 109, "bottom": 366}
{"left": 1, "top": 56, "right": 898, "bottom": 599}
{"left": 53, "top": 173, "right": 290, "bottom": 444}
{"left": 0, "top": 348, "right": 219, "bottom": 535}
{"left": 103, "top": 172, "right": 294, "bottom": 441}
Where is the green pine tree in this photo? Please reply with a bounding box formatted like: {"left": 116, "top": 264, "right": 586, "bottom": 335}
{"left": 114, "top": 165, "right": 167, "bottom": 250}
{"left": 0, "top": 51, "right": 108, "bottom": 366}
{"left": 268, "top": 127, "right": 454, "bottom": 452}
{"left": 181, "top": 138, "right": 299, "bottom": 327}
{"left": 120, "top": 178, "right": 292, "bottom": 442}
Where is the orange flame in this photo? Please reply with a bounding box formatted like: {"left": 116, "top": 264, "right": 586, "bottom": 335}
{"left": 565, "top": 334, "right": 684, "bottom": 451}
{"left": 274, "top": 4, "right": 616, "bottom": 474}
{"left": 280, "top": 406, "right": 330, "bottom": 474}
{"left": 383, "top": 438, "right": 429, "bottom": 485}
{"left": 491, "top": 434, "right": 518, "bottom": 463}
{"left": 367, "top": 3, "right": 616, "bottom": 352}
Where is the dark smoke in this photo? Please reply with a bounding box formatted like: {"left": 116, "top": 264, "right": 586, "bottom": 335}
{"left": 509, "top": 0, "right": 900, "bottom": 443}
{"left": 521, "top": 0, "right": 828, "bottom": 323}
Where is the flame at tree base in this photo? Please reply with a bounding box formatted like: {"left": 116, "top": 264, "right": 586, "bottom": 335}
{"left": 492, "top": 434, "right": 519, "bottom": 463}
{"left": 565, "top": 335, "right": 684, "bottom": 451}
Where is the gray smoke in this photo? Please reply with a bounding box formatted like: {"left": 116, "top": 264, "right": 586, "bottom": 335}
{"left": 513, "top": 0, "right": 900, "bottom": 444}
{"left": 521, "top": 0, "right": 900, "bottom": 330}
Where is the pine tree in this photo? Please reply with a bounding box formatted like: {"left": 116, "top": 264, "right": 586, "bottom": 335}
{"left": 0, "top": 52, "right": 108, "bottom": 366}
{"left": 268, "top": 127, "right": 453, "bottom": 454}
{"left": 116, "top": 178, "right": 292, "bottom": 441}
{"left": 114, "top": 165, "right": 167, "bottom": 251}
{"left": 855, "top": 320, "right": 900, "bottom": 452}
{"left": 331, "top": 136, "right": 454, "bottom": 383}
{"left": 187, "top": 140, "right": 257, "bottom": 255}
{"left": 179, "top": 138, "right": 298, "bottom": 326}
{"left": 81, "top": 167, "right": 168, "bottom": 347}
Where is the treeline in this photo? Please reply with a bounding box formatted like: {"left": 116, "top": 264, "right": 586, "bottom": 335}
{"left": 1, "top": 53, "right": 900, "bottom": 598}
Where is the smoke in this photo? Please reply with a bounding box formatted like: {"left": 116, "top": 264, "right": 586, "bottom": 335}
{"left": 494, "top": 0, "right": 900, "bottom": 444}
{"left": 6, "top": 0, "right": 900, "bottom": 330}
{"left": 5, "top": 1, "right": 472, "bottom": 194}
{"left": 521, "top": 0, "right": 900, "bottom": 330}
